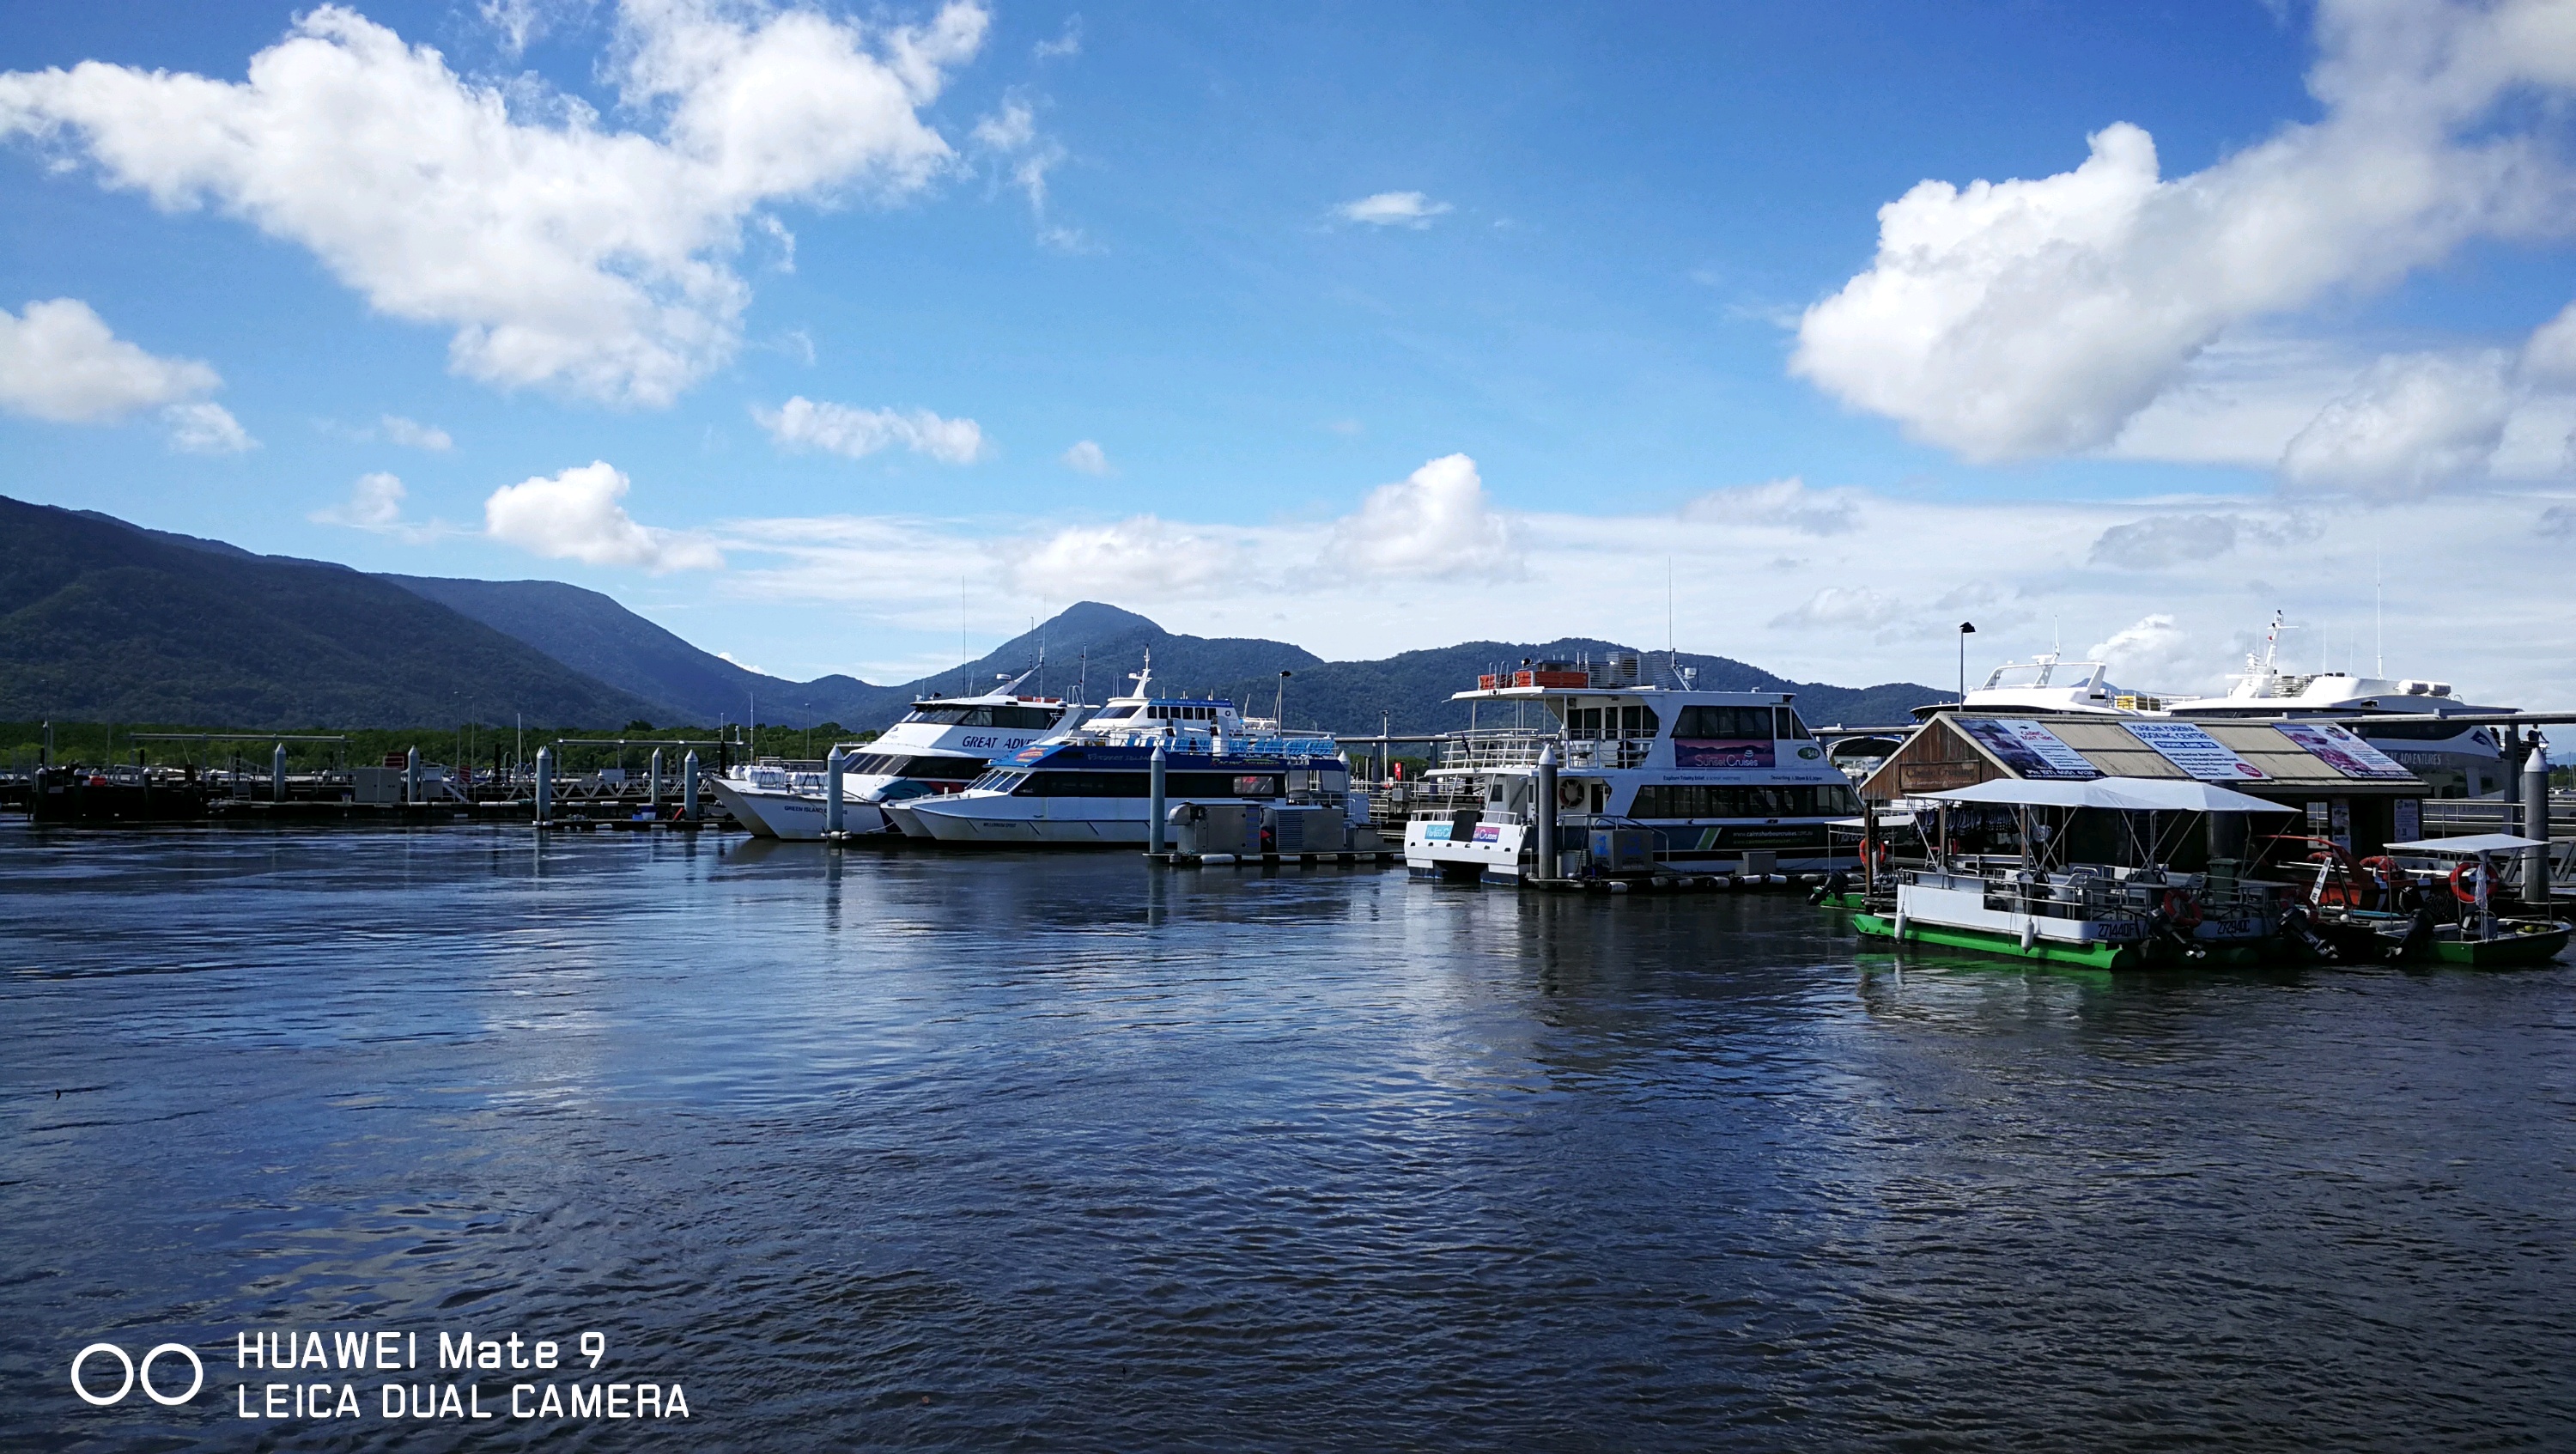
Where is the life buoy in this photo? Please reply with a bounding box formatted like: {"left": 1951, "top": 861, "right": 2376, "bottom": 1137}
{"left": 2163, "top": 889, "right": 2203, "bottom": 929}
{"left": 2450, "top": 861, "right": 2484, "bottom": 904}
{"left": 1558, "top": 779, "right": 1585, "bottom": 809}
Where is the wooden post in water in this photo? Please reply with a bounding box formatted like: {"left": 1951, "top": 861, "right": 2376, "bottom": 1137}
{"left": 1149, "top": 744, "right": 1168, "bottom": 855}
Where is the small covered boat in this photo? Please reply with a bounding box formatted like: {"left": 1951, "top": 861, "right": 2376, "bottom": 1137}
{"left": 2379, "top": 834, "right": 2571, "bottom": 967}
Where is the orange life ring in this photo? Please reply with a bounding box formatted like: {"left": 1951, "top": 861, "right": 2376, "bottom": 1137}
{"left": 1558, "top": 779, "right": 1585, "bottom": 809}
{"left": 2449, "top": 862, "right": 2484, "bottom": 904}
{"left": 2163, "top": 890, "right": 2203, "bottom": 928}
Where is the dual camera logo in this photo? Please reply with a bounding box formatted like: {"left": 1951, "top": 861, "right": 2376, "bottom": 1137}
{"left": 70, "top": 1342, "right": 204, "bottom": 1407}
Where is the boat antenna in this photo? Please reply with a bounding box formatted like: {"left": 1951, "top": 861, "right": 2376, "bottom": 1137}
{"left": 2374, "top": 539, "right": 2384, "bottom": 678}
{"left": 958, "top": 581, "right": 968, "bottom": 697}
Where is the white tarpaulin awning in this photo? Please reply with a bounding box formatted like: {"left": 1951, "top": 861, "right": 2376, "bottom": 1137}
{"left": 1918, "top": 776, "right": 2295, "bottom": 813}
{"left": 2383, "top": 834, "right": 2548, "bottom": 855}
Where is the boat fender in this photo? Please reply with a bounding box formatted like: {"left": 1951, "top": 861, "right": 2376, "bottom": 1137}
{"left": 2018, "top": 916, "right": 2038, "bottom": 952}
{"left": 1892, "top": 911, "right": 1908, "bottom": 940}
{"left": 2449, "top": 862, "right": 2484, "bottom": 904}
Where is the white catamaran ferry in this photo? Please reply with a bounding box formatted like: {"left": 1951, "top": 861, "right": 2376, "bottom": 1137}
{"left": 714, "top": 677, "right": 1072, "bottom": 840}
{"left": 906, "top": 655, "right": 1354, "bottom": 846}
{"left": 1400, "top": 654, "right": 1863, "bottom": 882}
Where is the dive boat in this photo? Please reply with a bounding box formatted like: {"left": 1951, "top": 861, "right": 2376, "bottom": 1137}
{"left": 1400, "top": 653, "right": 1864, "bottom": 882}
{"left": 905, "top": 655, "right": 1353, "bottom": 847}
{"left": 705, "top": 757, "right": 823, "bottom": 837}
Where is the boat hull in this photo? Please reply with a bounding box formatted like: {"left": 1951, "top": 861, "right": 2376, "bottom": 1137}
{"left": 2432, "top": 923, "right": 2571, "bottom": 967}
{"left": 1853, "top": 912, "right": 2140, "bottom": 970}
{"left": 704, "top": 778, "right": 777, "bottom": 836}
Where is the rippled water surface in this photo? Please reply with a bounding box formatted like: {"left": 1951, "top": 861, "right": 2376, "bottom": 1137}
{"left": 5, "top": 824, "right": 2574, "bottom": 1450}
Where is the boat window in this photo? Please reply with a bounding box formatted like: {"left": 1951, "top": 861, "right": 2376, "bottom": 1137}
{"left": 1775, "top": 709, "right": 1813, "bottom": 739}
{"left": 891, "top": 754, "right": 985, "bottom": 781}
{"left": 1674, "top": 706, "right": 1774, "bottom": 739}
{"left": 1629, "top": 783, "right": 1860, "bottom": 818}
{"left": 969, "top": 769, "right": 1028, "bottom": 792}
{"left": 2348, "top": 721, "right": 2474, "bottom": 741}
{"left": 1087, "top": 705, "right": 1137, "bottom": 722}
{"left": 1564, "top": 704, "right": 1662, "bottom": 739}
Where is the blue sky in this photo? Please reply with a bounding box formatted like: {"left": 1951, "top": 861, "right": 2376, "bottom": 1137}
{"left": 3, "top": 0, "right": 2573, "bottom": 701}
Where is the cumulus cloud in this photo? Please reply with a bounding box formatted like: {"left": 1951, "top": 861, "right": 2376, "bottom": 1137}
{"left": 2088, "top": 615, "right": 2205, "bottom": 693}
{"left": 380, "top": 413, "right": 453, "bottom": 450}
{"left": 1329, "top": 453, "right": 1515, "bottom": 577}
{"left": 163, "top": 400, "right": 257, "bottom": 453}
{"left": 313, "top": 471, "right": 408, "bottom": 530}
{"left": 1680, "top": 476, "right": 1857, "bottom": 535}
{"left": 1060, "top": 439, "right": 1112, "bottom": 475}
{"left": 0, "top": 297, "right": 221, "bottom": 423}
{"left": 483, "top": 459, "right": 721, "bottom": 571}
{"left": 1791, "top": 0, "right": 2576, "bottom": 467}
{"left": 2277, "top": 350, "right": 2518, "bottom": 497}
{"left": 753, "top": 396, "right": 986, "bottom": 464}
{"left": 1334, "top": 191, "right": 1451, "bottom": 228}
{"left": 1009, "top": 515, "right": 1253, "bottom": 600}
{"left": 0, "top": 2, "right": 989, "bottom": 407}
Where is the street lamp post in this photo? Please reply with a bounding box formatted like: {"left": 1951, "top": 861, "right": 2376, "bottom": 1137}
{"left": 1957, "top": 621, "right": 1977, "bottom": 703}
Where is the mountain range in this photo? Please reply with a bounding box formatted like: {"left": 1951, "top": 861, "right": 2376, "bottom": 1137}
{"left": 0, "top": 493, "right": 1940, "bottom": 733}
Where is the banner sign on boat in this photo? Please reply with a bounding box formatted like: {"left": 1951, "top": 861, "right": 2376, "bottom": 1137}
{"left": 1674, "top": 739, "right": 1775, "bottom": 770}
{"left": 1953, "top": 718, "right": 2100, "bottom": 781}
{"left": 2123, "top": 721, "right": 2269, "bottom": 781}
{"left": 2270, "top": 721, "right": 2415, "bottom": 781}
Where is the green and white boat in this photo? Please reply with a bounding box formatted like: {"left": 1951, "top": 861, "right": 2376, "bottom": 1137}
{"left": 2383, "top": 834, "right": 2572, "bottom": 967}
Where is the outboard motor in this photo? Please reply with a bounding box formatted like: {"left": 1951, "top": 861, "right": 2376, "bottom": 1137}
{"left": 2279, "top": 903, "right": 2341, "bottom": 964}
{"left": 2392, "top": 909, "right": 2437, "bottom": 964}
{"left": 1807, "top": 870, "right": 1850, "bottom": 907}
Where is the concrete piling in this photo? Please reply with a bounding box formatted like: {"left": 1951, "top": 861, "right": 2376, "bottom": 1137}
{"left": 650, "top": 748, "right": 665, "bottom": 810}
{"left": 404, "top": 745, "right": 421, "bottom": 805}
{"left": 1149, "top": 744, "right": 1168, "bottom": 855}
{"left": 826, "top": 749, "right": 846, "bottom": 836}
{"left": 1534, "top": 745, "right": 1558, "bottom": 882}
{"left": 2528, "top": 742, "right": 2552, "bottom": 910}
{"left": 271, "top": 743, "right": 287, "bottom": 803}
{"left": 683, "top": 750, "right": 700, "bottom": 822}
{"left": 535, "top": 747, "right": 554, "bottom": 825}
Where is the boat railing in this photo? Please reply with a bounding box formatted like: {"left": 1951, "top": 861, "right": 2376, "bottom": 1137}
{"left": 1434, "top": 732, "right": 1652, "bottom": 771}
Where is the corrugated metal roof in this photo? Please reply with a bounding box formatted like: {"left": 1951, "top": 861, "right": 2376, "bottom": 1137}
{"left": 1874, "top": 713, "right": 2427, "bottom": 796}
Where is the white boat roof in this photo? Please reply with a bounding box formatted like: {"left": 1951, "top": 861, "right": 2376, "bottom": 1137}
{"left": 2384, "top": 834, "right": 2549, "bottom": 855}
{"left": 1918, "top": 776, "right": 2294, "bottom": 813}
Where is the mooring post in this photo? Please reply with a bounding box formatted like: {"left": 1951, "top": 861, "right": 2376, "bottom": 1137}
{"left": 683, "top": 750, "right": 700, "bottom": 823}
{"left": 2527, "top": 741, "right": 2552, "bottom": 911}
{"left": 1149, "top": 743, "right": 1168, "bottom": 855}
{"left": 271, "top": 742, "right": 287, "bottom": 803}
{"left": 39, "top": 721, "right": 52, "bottom": 770}
{"left": 825, "top": 748, "right": 846, "bottom": 837}
{"left": 404, "top": 745, "right": 421, "bottom": 806}
{"left": 535, "top": 746, "right": 554, "bottom": 826}
{"left": 650, "top": 748, "right": 665, "bottom": 810}
{"left": 1534, "top": 745, "right": 1558, "bottom": 884}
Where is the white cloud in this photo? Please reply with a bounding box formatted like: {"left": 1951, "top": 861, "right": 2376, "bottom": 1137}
{"left": 313, "top": 471, "right": 405, "bottom": 529}
{"left": 1769, "top": 586, "right": 1905, "bottom": 631}
{"left": 1334, "top": 191, "right": 1451, "bottom": 228}
{"left": 1033, "top": 15, "right": 1081, "bottom": 60}
{"left": 380, "top": 413, "right": 453, "bottom": 450}
{"left": 162, "top": 400, "right": 257, "bottom": 453}
{"left": 2087, "top": 509, "right": 2318, "bottom": 568}
{"left": 1008, "top": 515, "right": 1253, "bottom": 600}
{"left": 1680, "top": 476, "right": 1856, "bottom": 535}
{"left": 2278, "top": 350, "right": 2518, "bottom": 497}
{"left": 1328, "top": 453, "right": 1515, "bottom": 577}
{"left": 2088, "top": 614, "right": 2207, "bottom": 693}
{"left": 1060, "top": 439, "right": 1112, "bottom": 475}
{"left": 969, "top": 94, "right": 1081, "bottom": 249}
{"left": 715, "top": 649, "right": 769, "bottom": 674}
{"left": 0, "top": 297, "right": 221, "bottom": 423}
{"left": 483, "top": 459, "right": 721, "bottom": 571}
{"left": 753, "top": 396, "right": 986, "bottom": 464}
{"left": 0, "top": 2, "right": 989, "bottom": 407}
{"left": 1791, "top": 0, "right": 2576, "bottom": 470}
{"left": 2539, "top": 503, "right": 2576, "bottom": 538}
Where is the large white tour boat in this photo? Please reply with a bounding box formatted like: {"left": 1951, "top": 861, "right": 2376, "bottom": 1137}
{"left": 714, "top": 677, "right": 1074, "bottom": 841}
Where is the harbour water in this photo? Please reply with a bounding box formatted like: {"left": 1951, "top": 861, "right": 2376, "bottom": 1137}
{"left": 6, "top": 824, "right": 2574, "bottom": 1449}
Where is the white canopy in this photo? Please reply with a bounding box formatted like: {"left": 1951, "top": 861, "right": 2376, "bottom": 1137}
{"left": 2384, "top": 834, "right": 2548, "bottom": 855}
{"left": 1917, "top": 776, "right": 2294, "bottom": 813}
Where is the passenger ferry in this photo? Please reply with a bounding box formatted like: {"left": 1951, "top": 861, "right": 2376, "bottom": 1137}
{"left": 713, "top": 675, "right": 1071, "bottom": 840}
{"left": 1400, "top": 654, "right": 1863, "bottom": 882}
{"left": 906, "top": 655, "right": 1352, "bottom": 846}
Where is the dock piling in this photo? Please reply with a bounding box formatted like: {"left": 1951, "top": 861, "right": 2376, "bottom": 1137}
{"left": 535, "top": 747, "right": 554, "bottom": 826}
{"left": 1149, "top": 745, "right": 1168, "bottom": 855}
{"left": 2528, "top": 742, "right": 2552, "bottom": 910}
{"left": 1534, "top": 745, "right": 1558, "bottom": 882}
{"left": 404, "top": 745, "right": 421, "bottom": 806}
{"left": 683, "top": 750, "right": 700, "bottom": 822}
{"left": 650, "top": 748, "right": 665, "bottom": 812}
{"left": 271, "top": 743, "right": 287, "bottom": 803}
{"left": 826, "top": 749, "right": 846, "bottom": 836}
